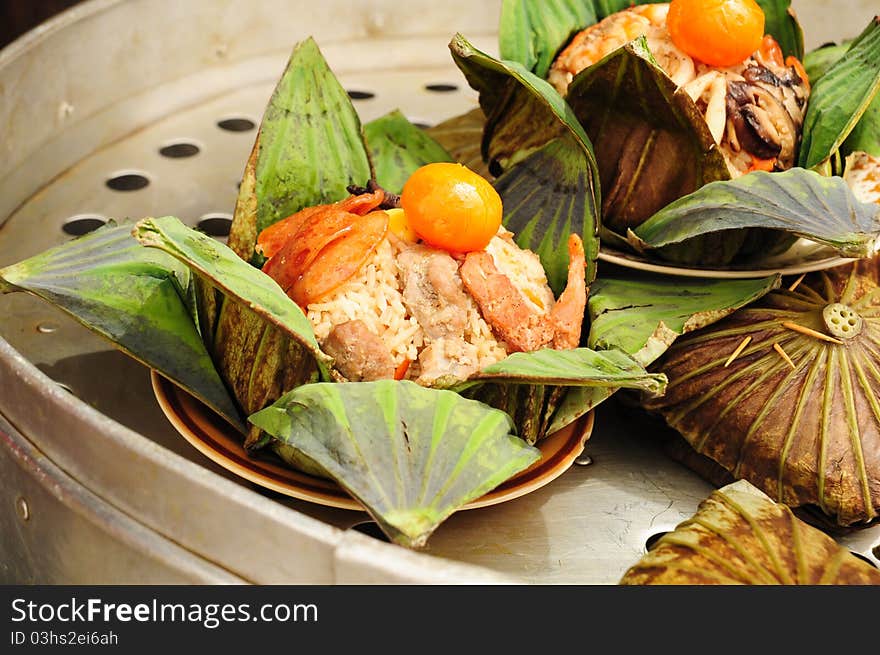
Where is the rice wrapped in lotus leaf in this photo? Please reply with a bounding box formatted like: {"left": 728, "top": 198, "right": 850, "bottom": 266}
{"left": 620, "top": 480, "right": 880, "bottom": 584}
{"left": 548, "top": 2, "right": 811, "bottom": 234}
{"left": 643, "top": 261, "right": 880, "bottom": 525}
{"left": 253, "top": 162, "right": 599, "bottom": 447}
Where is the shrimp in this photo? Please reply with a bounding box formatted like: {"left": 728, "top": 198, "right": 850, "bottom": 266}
{"left": 548, "top": 4, "right": 695, "bottom": 95}
{"left": 460, "top": 234, "right": 587, "bottom": 352}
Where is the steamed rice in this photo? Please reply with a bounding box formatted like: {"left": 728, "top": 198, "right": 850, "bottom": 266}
{"left": 305, "top": 227, "right": 553, "bottom": 381}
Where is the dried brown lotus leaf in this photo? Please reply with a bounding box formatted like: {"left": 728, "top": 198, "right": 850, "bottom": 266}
{"left": 620, "top": 480, "right": 880, "bottom": 585}
{"left": 425, "top": 108, "right": 490, "bottom": 179}
{"left": 645, "top": 263, "right": 880, "bottom": 526}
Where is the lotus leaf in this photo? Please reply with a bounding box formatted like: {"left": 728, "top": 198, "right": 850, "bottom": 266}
{"left": 0, "top": 223, "right": 243, "bottom": 430}
{"left": 628, "top": 168, "right": 880, "bottom": 265}
{"left": 364, "top": 110, "right": 453, "bottom": 194}
{"left": 645, "top": 262, "right": 880, "bottom": 525}
{"left": 620, "top": 480, "right": 880, "bottom": 584}
{"left": 425, "top": 108, "right": 490, "bottom": 178}
{"left": 799, "top": 17, "right": 880, "bottom": 170}
{"left": 248, "top": 380, "right": 541, "bottom": 548}
{"left": 588, "top": 274, "right": 781, "bottom": 366}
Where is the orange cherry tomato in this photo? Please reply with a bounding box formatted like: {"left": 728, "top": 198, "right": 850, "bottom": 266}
{"left": 667, "top": 0, "right": 765, "bottom": 67}
{"left": 400, "top": 162, "right": 503, "bottom": 253}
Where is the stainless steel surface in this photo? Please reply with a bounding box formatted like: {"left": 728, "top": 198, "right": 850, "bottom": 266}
{"left": 1, "top": 0, "right": 878, "bottom": 584}
{"left": 0, "top": 412, "right": 246, "bottom": 584}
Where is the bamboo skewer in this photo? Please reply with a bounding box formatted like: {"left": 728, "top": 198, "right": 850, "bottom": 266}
{"left": 788, "top": 273, "right": 806, "bottom": 292}
{"left": 773, "top": 342, "right": 796, "bottom": 369}
{"left": 781, "top": 320, "right": 844, "bottom": 345}
{"left": 724, "top": 336, "right": 752, "bottom": 367}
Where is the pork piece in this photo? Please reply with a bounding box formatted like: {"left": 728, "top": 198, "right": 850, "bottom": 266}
{"left": 321, "top": 320, "right": 395, "bottom": 381}
{"left": 460, "top": 234, "right": 587, "bottom": 352}
{"left": 397, "top": 245, "right": 470, "bottom": 340}
{"left": 415, "top": 337, "right": 481, "bottom": 386}
{"left": 459, "top": 250, "right": 554, "bottom": 352}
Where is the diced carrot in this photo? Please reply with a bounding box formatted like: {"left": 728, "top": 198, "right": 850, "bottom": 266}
{"left": 749, "top": 156, "right": 776, "bottom": 172}
{"left": 394, "top": 359, "right": 411, "bottom": 380}
{"left": 786, "top": 55, "right": 810, "bottom": 92}
{"left": 759, "top": 34, "right": 784, "bottom": 67}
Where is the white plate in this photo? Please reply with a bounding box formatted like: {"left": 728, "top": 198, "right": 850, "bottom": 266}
{"left": 598, "top": 239, "right": 855, "bottom": 279}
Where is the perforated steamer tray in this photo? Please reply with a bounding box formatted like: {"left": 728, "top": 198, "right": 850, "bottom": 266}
{"left": 0, "top": 0, "right": 878, "bottom": 584}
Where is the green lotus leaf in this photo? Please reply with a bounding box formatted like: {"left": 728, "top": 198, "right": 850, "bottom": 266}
{"left": 803, "top": 41, "right": 848, "bottom": 81}
{"left": 364, "top": 110, "right": 453, "bottom": 194}
{"left": 565, "top": 36, "right": 730, "bottom": 235}
{"left": 226, "top": 37, "right": 372, "bottom": 265}
{"left": 465, "top": 347, "right": 666, "bottom": 392}
{"left": 805, "top": 39, "right": 880, "bottom": 159}
{"left": 248, "top": 380, "right": 541, "bottom": 548}
{"left": 755, "top": 0, "right": 804, "bottom": 59}
{"left": 799, "top": 17, "right": 880, "bottom": 170}
{"left": 499, "top": 0, "right": 597, "bottom": 78}
{"left": 449, "top": 34, "right": 600, "bottom": 293}
{"left": 448, "top": 33, "right": 598, "bottom": 180}
{"left": 588, "top": 274, "right": 781, "bottom": 367}
{"left": 0, "top": 223, "right": 243, "bottom": 429}
{"left": 844, "top": 94, "right": 880, "bottom": 159}
{"left": 545, "top": 387, "right": 615, "bottom": 436}
{"left": 461, "top": 384, "right": 569, "bottom": 446}
{"left": 450, "top": 347, "right": 665, "bottom": 444}
{"left": 493, "top": 136, "right": 599, "bottom": 294}
{"left": 620, "top": 481, "right": 880, "bottom": 585}
{"left": 424, "top": 108, "right": 490, "bottom": 178}
{"left": 134, "top": 216, "right": 330, "bottom": 447}
{"left": 629, "top": 168, "right": 880, "bottom": 261}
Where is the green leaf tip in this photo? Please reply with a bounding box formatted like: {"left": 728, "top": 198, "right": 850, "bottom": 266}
{"left": 249, "top": 380, "right": 541, "bottom": 548}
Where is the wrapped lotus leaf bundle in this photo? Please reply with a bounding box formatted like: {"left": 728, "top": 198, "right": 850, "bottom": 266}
{"left": 245, "top": 160, "right": 636, "bottom": 450}
{"left": 620, "top": 480, "right": 880, "bottom": 584}
{"left": 551, "top": 2, "right": 809, "bottom": 184}
{"left": 205, "top": 36, "right": 661, "bottom": 455}
{"left": 473, "top": 1, "right": 880, "bottom": 266}
{"left": 643, "top": 261, "right": 880, "bottom": 526}
{"left": 0, "top": 36, "right": 669, "bottom": 547}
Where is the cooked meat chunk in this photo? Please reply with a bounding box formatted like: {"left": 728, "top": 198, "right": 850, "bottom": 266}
{"left": 397, "top": 245, "right": 470, "bottom": 340}
{"left": 415, "top": 337, "right": 481, "bottom": 386}
{"left": 460, "top": 250, "right": 554, "bottom": 352}
{"left": 461, "top": 234, "right": 587, "bottom": 352}
{"left": 322, "top": 319, "right": 395, "bottom": 381}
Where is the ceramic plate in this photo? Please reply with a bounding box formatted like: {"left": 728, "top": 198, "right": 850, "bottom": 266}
{"left": 151, "top": 372, "right": 595, "bottom": 511}
{"left": 598, "top": 239, "right": 854, "bottom": 279}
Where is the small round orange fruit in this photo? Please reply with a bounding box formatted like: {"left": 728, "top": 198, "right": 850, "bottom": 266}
{"left": 400, "top": 162, "right": 503, "bottom": 253}
{"left": 667, "top": 0, "right": 765, "bottom": 67}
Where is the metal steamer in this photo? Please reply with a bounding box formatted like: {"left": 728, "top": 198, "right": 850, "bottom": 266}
{"left": 1, "top": 0, "right": 878, "bottom": 584}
